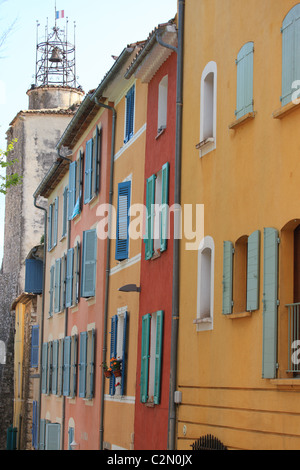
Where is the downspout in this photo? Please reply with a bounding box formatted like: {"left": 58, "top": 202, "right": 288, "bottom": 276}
{"left": 168, "top": 0, "right": 184, "bottom": 450}
{"left": 91, "top": 96, "right": 116, "bottom": 451}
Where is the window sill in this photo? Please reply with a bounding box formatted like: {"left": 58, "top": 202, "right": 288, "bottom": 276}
{"left": 193, "top": 317, "right": 212, "bottom": 324}
{"left": 225, "top": 311, "right": 252, "bottom": 319}
{"left": 195, "top": 137, "right": 216, "bottom": 157}
{"left": 84, "top": 296, "right": 96, "bottom": 306}
{"left": 270, "top": 379, "right": 300, "bottom": 390}
{"left": 272, "top": 101, "right": 300, "bottom": 119}
{"left": 155, "top": 127, "right": 166, "bottom": 140}
{"left": 228, "top": 112, "right": 256, "bottom": 130}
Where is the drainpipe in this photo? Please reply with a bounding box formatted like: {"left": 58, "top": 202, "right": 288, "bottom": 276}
{"left": 168, "top": 0, "right": 184, "bottom": 451}
{"left": 91, "top": 96, "right": 116, "bottom": 451}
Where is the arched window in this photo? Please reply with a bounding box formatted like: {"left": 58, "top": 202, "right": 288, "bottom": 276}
{"left": 157, "top": 75, "right": 168, "bottom": 133}
{"left": 199, "top": 62, "right": 217, "bottom": 157}
{"left": 196, "top": 236, "right": 214, "bottom": 331}
{"left": 235, "top": 42, "right": 254, "bottom": 119}
{"left": 281, "top": 4, "right": 300, "bottom": 106}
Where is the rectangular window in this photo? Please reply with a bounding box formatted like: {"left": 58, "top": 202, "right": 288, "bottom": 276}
{"left": 58, "top": 338, "right": 64, "bottom": 396}
{"left": 62, "top": 186, "right": 68, "bottom": 238}
{"left": 46, "top": 341, "right": 53, "bottom": 395}
{"left": 116, "top": 181, "right": 131, "bottom": 261}
{"left": 41, "top": 342, "right": 48, "bottom": 394}
{"left": 49, "top": 265, "right": 55, "bottom": 317}
{"left": 84, "top": 138, "right": 93, "bottom": 204}
{"left": 68, "top": 153, "right": 83, "bottom": 220}
{"left": 31, "top": 325, "right": 39, "bottom": 368}
{"left": 81, "top": 229, "right": 97, "bottom": 298}
{"left": 140, "top": 311, "right": 163, "bottom": 405}
{"left": 124, "top": 84, "right": 135, "bottom": 143}
{"left": 79, "top": 329, "right": 95, "bottom": 399}
{"left": 63, "top": 336, "right": 71, "bottom": 397}
{"left": 70, "top": 334, "right": 78, "bottom": 398}
{"left": 52, "top": 339, "right": 59, "bottom": 395}
{"left": 65, "top": 248, "right": 74, "bottom": 308}
{"left": 109, "top": 310, "right": 128, "bottom": 396}
{"left": 45, "top": 422, "right": 61, "bottom": 450}
{"left": 54, "top": 258, "right": 61, "bottom": 313}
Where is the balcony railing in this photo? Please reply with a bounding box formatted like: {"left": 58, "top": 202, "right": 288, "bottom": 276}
{"left": 286, "top": 302, "right": 300, "bottom": 373}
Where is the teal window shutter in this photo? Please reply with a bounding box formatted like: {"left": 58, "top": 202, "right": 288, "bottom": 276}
{"left": 124, "top": 85, "right": 135, "bottom": 143}
{"left": 45, "top": 423, "right": 61, "bottom": 450}
{"left": 62, "top": 186, "right": 68, "bottom": 238}
{"left": 145, "top": 175, "right": 156, "bottom": 260}
{"left": 121, "top": 312, "right": 128, "bottom": 396}
{"left": 41, "top": 342, "right": 48, "bottom": 394}
{"left": 52, "top": 339, "right": 59, "bottom": 395}
{"left": 49, "top": 265, "right": 55, "bottom": 316}
{"left": 116, "top": 181, "right": 131, "bottom": 261}
{"left": 222, "top": 241, "right": 234, "bottom": 315}
{"left": 262, "top": 227, "right": 279, "bottom": 379}
{"left": 39, "top": 419, "right": 46, "bottom": 450}
{"left": 88, "top": 329, "right": 95, "bottom": 399}
{"left": 247, "top": 230, "right": 260, "bottom": 311}
{"left": 53, "top": 197, "right": 59, "bottom": 247}
{"left": 65, "top": 248, "right": 74, "bottom": 307}
{"left": 236, "top": 42, "right": 254, "bottom": 119}
{"left": 31, "top": 325, "right": 39, "bottom": 367}
{"left": 140, "top": 314, "right": 151, "bottom": 403}
{"left": 63, "top": 336, "right": 71, "bottom": 396}
{"left": 79, "top": 331, "right": 88, "bottom": 398}
{"left": 160, "top": 163, "right": 170, "bottom": 252}
{"left": 48, "top": 204, "right": 53, "bottom": 251}
{"left": 84, "top": 138, "right": 93, "bottom": 204}
{"left": 54, "top": 258, "right": 61, "bottom": 313}
{"left": 154, "top": 311, "right": 164, "bottom": 405}
{"left": 109, "top": 315, "right": 118, "bottom": 395}
{"left": 81, "top": 229, "right": 97, "bottom": 298}
{"left": 68, "top": 161, "right": 76, "bottom": 220}
{"left": 281, "top": 5, "right": 300, "bottom": 106}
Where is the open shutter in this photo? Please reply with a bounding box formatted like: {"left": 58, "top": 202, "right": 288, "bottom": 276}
{"left": 52, "top": 339, "right": 59, "bottom": 395}
{"left": 160, "top": 163, "right": 170, "bottom": 252}
{"left": 247, "top": 230, "right": 260, "bottom": 311}
{"left": 262, "top": 227, "right": 279, "bottom": 379}
{"left": 236, "top": 42, "right": 254, "bottom": 119}
{"left": 84, "top": 138, "right": 93, "bottom": 204}
{"left": 124, "top": 85, "right": 135, "bottom": 143}
{"left": 65, "top": 248, "right": 74, "bottom": 307}
{"left": 154, "top": 310, "right": 164, "bottom": 405}
{"left": 49, "top": 265, "right": 55, "bottom": 316}
{"left": 62, "top": 186, "right": 68, "bottom": 238}
{"left": 81, "top": 229, "right": 97, "bottom": 298}
{"left": 68, "top": 161, "right": 76, "bottom": 220}
{"left": 79, "top": 331, "right": 87, "bottom": 398}
{"left": 48, "top": 204, "right": 53, "bottom": 251}
{"left": 31, "top": 325, "right": 39, "bottom": 367}
{"left": 46, "top": 423, "right": 61, "bottom": 450}
{"left": 54, "top": 258, "right": 61, "bottom": 313}
{"left": 39, "top": 419, "right": 46, "bottom": 450}
{"left": 88, "top": 329, "right": 95, "bottom": 399}
{"left": 140, "top": 314, "right": 151, "bottom": 403}
{"left": 145, "top": 175, "right": 156, "bottom": 260}
{"left": 109, "top": 316, "right": 118, "bottom": 396}
{"left": 281, "top": 5, "right": 300, "bottom": 106}
{"left": 41, "top": 342, "right": 48, "bottom": 394}
{"left": 63, "top": 336, "right": 71, "bottom": 396}
{"left": 116, "top": 181, "right": 131, "bottom": 261}
{"left": 121, "top": 312, "right": 128, "bottom": 396}
{"left": 222, "top": 241, "right": 234, "bottom": 315}
{"left": 53, "top": 197, "right": 59, "bottom": 247}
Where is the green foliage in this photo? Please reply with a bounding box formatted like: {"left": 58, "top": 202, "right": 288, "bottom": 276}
{"left": 0, "top": 138, "right": 22, "bottom": 194}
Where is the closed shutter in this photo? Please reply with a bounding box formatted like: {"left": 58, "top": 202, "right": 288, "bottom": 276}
{"left": 48, "top": 204, "right": 53, "bottom": 251}
{"left": 39, "top": 419, "right": 46, "bottom": 450}
{"left": 109, "top": 316, "right": 118, "bottom": 396}
{"left": 68, "top": 161, "right": 76, "bottom": 220}
{"left": 121, "top": 312, "right": 128, "bottom": 396}
{"left": 68, "top": 427, "right": 74, "bottom": 450}
{"left": 81, "top": 229, "right": 97, "bottom": 297}
{"left": 54, "top": 258, "right": 61, "bottom": 313}
{"left": 47, "top": 342, "right": 52, "bottom": 395}
{"left": 79, "top": 331, "right": 87, "bottom": 398}
{"left": 41, "top": 342, "right": 48, "bottom": 394}
{"left": 52, "top": 339, "right": 59, "bottom": 395}
{"left": 124, "top": 85, "right": 135, "bottom": 143}
{"left": 60, "top": 254, "right": 66, "bottom": 311}
{"left": 75, "top": 241, "right": 80, "bottom": 304}
{"left": 262, "top": 227, "right": 279, "bottom": 379}
{"left": 140, "top": 314, "right": 151, "bottom": 403}
{"left": 160, "top": 163, "right": 170, "bottom": 252}
{"left": 53, "top": 197, "right": 59, "bottom": 247}
{"left": 154, "top": 311, "right": 164, "bottom": 405}
{"left": 49, "top": 265, "right": 55, "bottom": 316}
{"left": 84, "top": 138, "right": 93, "bottom": 204}
{"left": 145, "top": 175, "right": 156, "bottom": 260}
{"left": 32, "top": 400, "right": 38, "bottom": 449}
{"left": 65, "top": 248, "right": 74, "bottom": 307}
{"left": 247, "top": 230, "right": 260, "bottom": 311}
{"left": 236, "top": 42, "right": 254, "bottom": 119}
{"left": 71, "top": 334, "right": 78, "bottom": 398}
{"left": 95, "top": 127, "right": 102, "bottom": 194}
{"left": 88, "top": 329, "right": 95, "bottom": 399}
{"left": 116, "top": 181, "right": 131, "bottom": 261}
{"left": 281, "top": 5, "right": 300, "bottom": 106}
{"left": 58, "top": 339, "right": 64, "bottom": 396}
{"left": 222, "top": 241, "right": 234, "bottom": 315}
{"left": 31, "top": 325, "right": 39, "bottom": 367}
{"left": 62, "top": 186, "right": 68, "bottom": 238}
{"left": 45, "top": 423, "right": 61, "bottom": 450}
{"left": 63, "top": 336, "right": 71, "bottom": 396}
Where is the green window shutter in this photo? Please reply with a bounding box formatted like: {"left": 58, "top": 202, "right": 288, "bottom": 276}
{"left": 222, "top": 241, "right": 234, "bottom": 315}
{"left": 53, "top": 197, "right": 59, "bottom": 247}
{"left": 115, "top": 181, "right": 131, "bottom": 261}
{"left": 140, "top": 314, "right": 151, "bottom": 403}
{"left": 71, "top": 334, "right": 78, "bottom": 398}
{"left": 84, "top": 138, "right": 93, "bottom": 204}
{"left": 281, "top": 5, "right": 300, "bottom": 106}
{"left": 145, "top": 175, "right": 156, "bottom": 260}
{"left": 62, "top": 186, "right": 68, "bottom": 238}
{"left": 160, "top": 163, "right": 170, "bottom": 252}
{"left": 247, "top": 230, "right": 260, "bottom": 311}
{"left": 88, "top": 329, "right": 95, "bottom": 399}
{"left": 79, "top": 331, "right": 88, "bottom": 398}
{"left": 54, "top": 258, "right": 61, "bottom": 313}
{"left": 48, "top": 204, "right": 53, "bottom": 251}
{"left": 65, "top": 248, "right": 74, "bottom": 308}
{"left": 262, "top": 227, "right": 279, "bottom": 379}
{"left": 41, "top": 342, "right": 48, "bottom": 394}
{"left": 68, "top": 161, "right": 76, "bottom": 220}
{"left": 52, "top": 339, "right": 59, "bottom": 395}
{"left": 63, "top": 336, "right": 71, "bottom": 396}
{"left": 236, "top": 42, "right": 254, "bottom": 119}
{"left": 81, "top": 229, "right": 97, "bottom": 298}
{"left": 154, "top": 311, "right": 164, "bottom": 405}
{"left": 39, "top": 419, "right": 46, "bottom": 450}
{"left": 46, "top": 423, "right": 61, "bottom": 450}
{"left": 49, "top": 265, "right": 55, "bottom": 316}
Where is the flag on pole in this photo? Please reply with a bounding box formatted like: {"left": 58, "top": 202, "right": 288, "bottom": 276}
{"left": 56, "top": 10, "right": 64, "bottom": 19}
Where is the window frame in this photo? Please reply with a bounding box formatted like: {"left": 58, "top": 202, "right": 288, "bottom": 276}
{"left": 196, "top": 236, "right": 215, "bottom": 331}
{"left": 199, "top": 61, "right": 217, "bottom": 157}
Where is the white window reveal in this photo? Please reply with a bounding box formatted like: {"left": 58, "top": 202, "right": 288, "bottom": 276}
{"left": 195, "top": 236, "right": 215, "bottom": 331}
{"left": 198, "top": 61, "right": 217, "bottom": 157}
{"left": 157, "top": 75, "right": 168, "bottom": 134}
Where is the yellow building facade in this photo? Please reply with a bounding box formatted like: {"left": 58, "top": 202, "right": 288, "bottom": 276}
{"left": 177, "top": 0, "right": 300, "bottom": 450}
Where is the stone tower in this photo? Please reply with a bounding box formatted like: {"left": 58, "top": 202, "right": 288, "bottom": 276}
{"left": 0, "top": 15, "right": 84, "bottom": 449}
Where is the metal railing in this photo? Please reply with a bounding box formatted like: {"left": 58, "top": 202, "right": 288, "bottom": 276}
{"left": 286, "top": 302, "right": 300, "bottom": 373}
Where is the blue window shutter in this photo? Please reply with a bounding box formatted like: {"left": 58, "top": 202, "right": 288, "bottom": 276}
{"left": 116, "top": 181, "right": 131, "bottom": 261}
{"left": 81, "top": 229, "right": 97, "bottom": 297}
{"left": 145, "top": 175, "right": 156, "bottom": 260}
{"left": 84, "top": 138, "right": 93, "bottom": 204}
{"left": 58, "top": 339, "right": 64, "bottom": 397}
{"left": 52, "top": 339, "right": 59, "bottom": 395}
{"left": 62, "top": 186, "right": 68, "bottom": 238}
{"left": 41, "top": 342, "right": 48, "bottom": 394}
{"left": 53, "top": 197, "right": 59, "bottom": 247}
{"left": 47, "top": 341, "right": 52, "bottom": 395}
{"left": 79, "top": 331, "right": 88, "bottom": 398}
{"left": 281, "top": 5, "right": 300, "bottom": 106}
{"left": 68, "top": 427, "right": 74, "bottom": 450}
{"left": 140, "top": 314, "right": 151, "bottom": 403}
{"left": 154, "top": 311, "right": 164, "bottom": 405}
{"left": 65, "top": 248, "right": 74, "bottom": 308}
{"left": 48, "top": 204, "right": 53, "bottom": 251}
{"left": 46, "top": 423, "right": 61, "bottom": 450}
{"left": 32, "top": 401, "right": 38, "bottom": 448}
{"left": 88, "top": 329, "right": 95, "bottom": 399}
{"left": 49, "top": 265, "right": 55, "bottom": 316}
{"left": 31, "top": 325, "right": 39, "bottom": 367}
{"left": 121, "top": 312, "right": 128, "bottom": 396}
{"left": 247, "top": 230, "right": 260, "bottom": 311}
{"left": 109, "top": 315, "right": 118, "bottom": 395}
{"left": 68, "top": 161, "right": 76, "bottom": 220}
{"left": 25, "top": 259, "right": 43, "bottom": 294}
{"left": 161, "top": 163, "right": 170, "bottom": 252}
{"left": 236, "top": 42, "right": 254, "bottom": 119}
{"left": 262, "top": 227, "right": 279, "bottom": 379}
{"left": 39, "top": 419, "right": 46, "bottom": 450}
{"left": 54, "top": 258, "right": 61, "bottom": 313}
{"left": 222, "top": 241, "right": 234, "bottom": 315}
{"left": 71, "top": 334, "right": 78, "bottom": 398}
{"left": 63, "top": 336, "right": 71, "bottom": 396}
{"left": 75, "top": 241, "right": 80, "bottom": 303}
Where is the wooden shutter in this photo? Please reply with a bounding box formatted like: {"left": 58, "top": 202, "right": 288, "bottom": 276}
{"left": 49, "top": 265, "right": 55, "bottom": 316}
{"left": 63, "top": 336, "right": 71, "bottom": 396}
{"left": 48, "top": 204, "right": 53, "bottom": 251}
{"left": 31, "top": 325, "right": 39, "bottom": 367}
{"left": 109, "top": 315, "right": 118, "bottom": 396}
{"left": 58, "top": 339, "right": 64, "bottom": 396}
{"left": 53, "top": 197, "right": 59, "bottom": 247}
{"left": 47, "top": 342, "right": 52, "bottom": 395}
{"left": 281, "top": 5, "right": 300, "bottom": 106}
{"left": 79, "top": 331, "right": 87, "bottom": 398}
{"left": 41, "top": 342, "right": 48, "bottom": 394}
{"left": 68, "top": 161, "right": 76, "bottom": 220}
{"left": 154, "top": 311, "right": 164, "bottom": 405}
{"left": 222, "top": 241, "right": 234, "bottom": 315}
{"left": 121, "top": 312, "right": 128, "bottom": 396}
{"left": 65, "top": 248, "right": 74, "bottom": 307}
{"left": 39, "top": 419, "right": 46, "bottom": 450}
{"left": 140, "top": 314, "right": 151, "bottom": 403}
{"left": 160, "top": 163, "right": 170, "bottom": 252}
{"left": 62, "top": 186, "right": 68, "bottom": 238}
{"left": 145, "top": 175, "right": 156, "bottom": 260}
{"left": 81, "top": 229, "right": 97, "bottom": 298}
{"left": 88, "top": 329, "right": 95, "bottom": 399}
{"left": 52, "top": 339, "right": 59, "bottom": 395}
{"left": 247, "top": 230, "right": 260, "bottom": 311}
{"left": 236, "top": 42, "right": 254, "bottom": 119}
{"left": 116, "top": 181, "right": 131, "bottom": 261}
{"left": 54, "top": 258, "right": 61, "bottom": 313}
{"left": 262, "top": 227, "right": 279, "bottom": 379}
{"left": 71, "top": 334, "right": 78, "bottom": 398}
{"left": 46, "top": 423, "right": 61, "bottom": 450}
{"left": 84, "top": 138, "right": 93, "bottom": 204}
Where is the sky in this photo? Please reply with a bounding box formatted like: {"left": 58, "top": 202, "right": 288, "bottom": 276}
{"left": 0, "top": 0, "right": 177, "bottom": 263}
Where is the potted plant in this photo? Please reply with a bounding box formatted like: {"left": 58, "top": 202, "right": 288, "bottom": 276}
{"left": 101, "top": 362, "right": 112, "bottom": 378}
{"left": 110, "top": 357, "right": 122, "bottom": 377}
